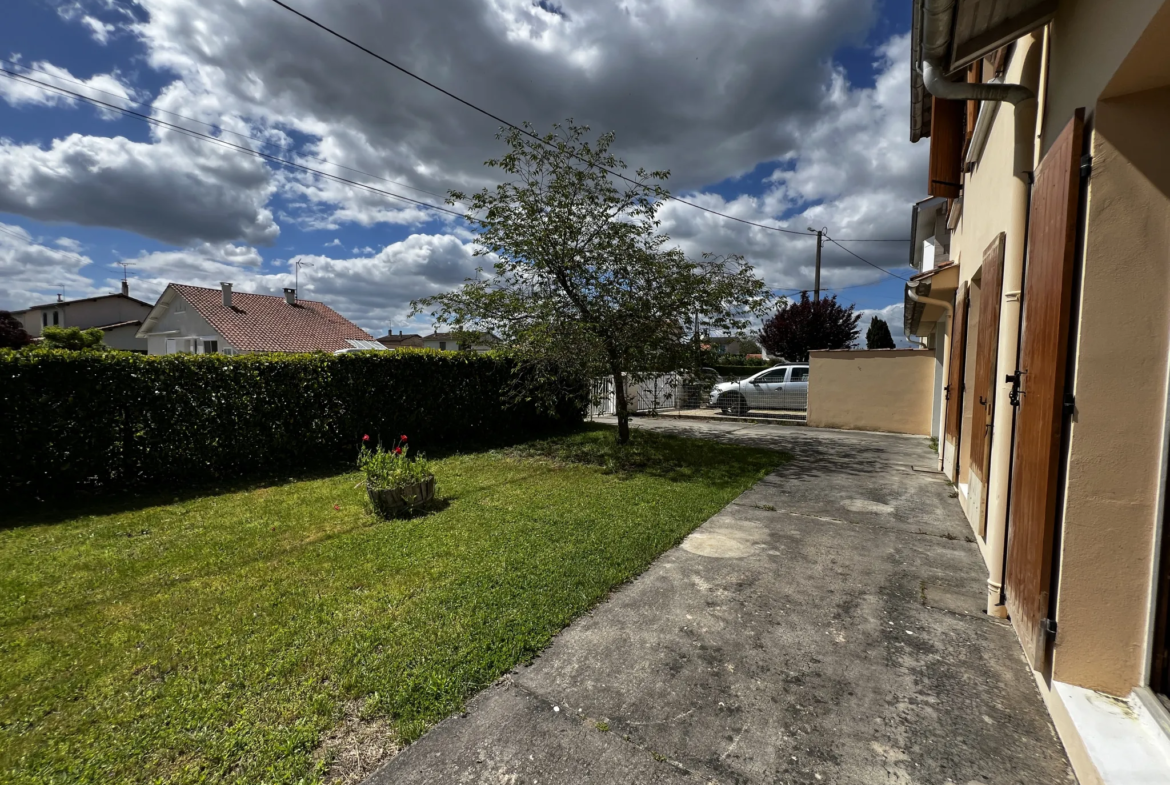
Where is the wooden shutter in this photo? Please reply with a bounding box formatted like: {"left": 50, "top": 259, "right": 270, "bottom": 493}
{"left": 929, "top": 97, "right": 965, "bottom": 198}
{"left": 964, "top": 62, "right": 983, "bottom": 156}
{"left": 945, "top": 281, "right": 970, "bottom": 447}
{"left": 1005, "top": 109, "right": 1084, "bottom": 671}
{"left": 970, "top": 233, "right": 1006, "bottom": 537}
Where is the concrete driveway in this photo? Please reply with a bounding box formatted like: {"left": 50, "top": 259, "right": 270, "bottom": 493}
{"left": 367, "top": 419, "right": 1073, "bottom": 784}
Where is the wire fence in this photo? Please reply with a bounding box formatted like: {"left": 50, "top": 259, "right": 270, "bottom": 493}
{"left": 588, "top": 370, "right": 808, "bottom": 419}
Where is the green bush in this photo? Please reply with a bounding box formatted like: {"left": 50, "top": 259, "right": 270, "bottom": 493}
{"left": 0, "top": 349, "right": 583, "bottom": 498}
{"left": 711, "top": 363, "right": 777, "bottom": 379}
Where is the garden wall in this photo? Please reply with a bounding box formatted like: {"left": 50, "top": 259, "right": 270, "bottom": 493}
{"left": 0, "top": 350, "right": 583, "bottom": 497}
{"left": 807, "top": 349, "right": 937, "bottom": 435}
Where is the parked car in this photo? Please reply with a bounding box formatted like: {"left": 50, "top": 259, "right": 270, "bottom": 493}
{"left": 710, "top": 364, "right": 809, "bottom": 414}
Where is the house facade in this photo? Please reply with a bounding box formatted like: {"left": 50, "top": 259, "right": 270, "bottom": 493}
{"left": 11, "top": 281, "right": 152, "bottom": 351}
{"left": 136, "top": 283, "right": 373, "bottom": 355}
{"left": 905, "top": 0, "right": 1170, "bottom": 780}
{"left": 421, "top": 332, "right": 495, "bottom": 352}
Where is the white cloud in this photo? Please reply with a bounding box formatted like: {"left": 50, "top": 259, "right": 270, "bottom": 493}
{"left": 0, "top": 222, "right": 106, "bottom": 310}
{"left": 0, "top": 132, "right": 279, "bottom": 246}
{"left": 0, "top": 61, "right": 136, "bottom": 118}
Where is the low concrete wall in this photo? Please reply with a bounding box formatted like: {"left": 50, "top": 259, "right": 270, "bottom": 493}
{"left": 808, "top": 349, "right": 937, "bottom": 436}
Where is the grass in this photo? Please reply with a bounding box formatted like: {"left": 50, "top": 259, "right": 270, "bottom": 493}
{"left": 0, "top": 424, "right": 784, "bottom": 785}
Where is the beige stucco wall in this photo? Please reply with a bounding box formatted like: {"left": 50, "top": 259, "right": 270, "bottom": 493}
{"left": 1042, "top": 0, "right": 1167, "bottom": 154}
{"left": 1051, "top": 86, "right": 1170, "bottom": 697}
{"left": 944, "top": 36, "right": 1042, "bottom": 600}
{"left": 807, "top": 350, "right": 937, "bottom": 436}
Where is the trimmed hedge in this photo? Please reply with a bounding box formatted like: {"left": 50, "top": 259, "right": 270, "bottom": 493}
{"left": 0, "top": 350, "right": 583, "bottom": 498}
{"left": 711, "top": 363, "right": 776, "bottom": 379}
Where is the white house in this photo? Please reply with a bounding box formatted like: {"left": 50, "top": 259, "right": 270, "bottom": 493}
{"left": 136, "top": 282, "right": 373, "bottom": 355}
{"left": 421, "top": 331, "right": 497, "bottom": 352}
{"left": 11, "top": 281, "right": 152, "bottom": 352}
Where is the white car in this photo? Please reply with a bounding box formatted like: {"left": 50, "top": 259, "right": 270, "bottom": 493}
{"left": 709, "top": 364, "right": 810, "bottom": 414}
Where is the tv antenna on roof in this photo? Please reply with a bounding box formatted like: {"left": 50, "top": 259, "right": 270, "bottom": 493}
{"left": 115, "top": 261, "right": 136, "bottom": 280}
{"left": 295, "top": 259, "right": 313, "bottom": 291}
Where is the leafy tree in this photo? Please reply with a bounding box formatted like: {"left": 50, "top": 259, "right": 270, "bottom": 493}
{"left": 414, "top": 121, "right": 772, "bottom": 444}
{"left": 866, "top": 315, "right": 897, "bottom": 349}
{"left": 0, "top": 311, "right": 33, "bottom": 349}
{"left": 41, "top": 326, "right": 107, "bottom": 351}
{"left": 758, "top": 291, "right": 860, "bottom": 362}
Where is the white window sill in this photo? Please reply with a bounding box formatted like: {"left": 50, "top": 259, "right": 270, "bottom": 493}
{"left": 1055, "top": 681, "right": 1170, "bottom": 783}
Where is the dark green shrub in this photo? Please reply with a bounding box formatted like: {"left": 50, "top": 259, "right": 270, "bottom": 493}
{"left": 0, "top": 349, "right": 583, "bottom": 498}
{"left": 711, "top": 363, "right": 777, "bottom": 379}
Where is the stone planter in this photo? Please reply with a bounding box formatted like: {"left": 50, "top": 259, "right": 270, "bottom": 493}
{"left": 367, "top": 475, "right": 436, "bottom": 518}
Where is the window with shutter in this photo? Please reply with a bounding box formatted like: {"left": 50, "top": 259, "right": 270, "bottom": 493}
{"left": 929, "top": 97, "right": 965, "bottom": 198}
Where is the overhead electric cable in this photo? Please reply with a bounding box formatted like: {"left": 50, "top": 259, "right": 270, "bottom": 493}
{"left": 823, "top": 235, "right": 909, "bottom": 282}
{"left": 263, "top": 0, "right": 816, "bottom": 237}
{"left": 0, "top": 68, "right": 470, "bottom": 222}
{"left": 1, "top": 58, "right": 451, "bottom": 205}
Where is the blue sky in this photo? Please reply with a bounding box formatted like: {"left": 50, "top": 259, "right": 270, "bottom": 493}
{"left": 1, "top": 0, "right": 924, "bottom": 340}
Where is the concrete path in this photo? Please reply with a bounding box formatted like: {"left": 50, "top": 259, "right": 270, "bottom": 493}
{"left": 367, "top": 419, "right": 1074, "bottom": 785}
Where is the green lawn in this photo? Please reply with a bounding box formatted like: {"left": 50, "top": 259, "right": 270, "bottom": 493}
{"left": 0, "top": 424, "right": 784, "bottom": 784}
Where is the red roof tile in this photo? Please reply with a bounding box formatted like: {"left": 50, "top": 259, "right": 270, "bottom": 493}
{"left": 171, "top": 284, "right": 370, "bottom": 353}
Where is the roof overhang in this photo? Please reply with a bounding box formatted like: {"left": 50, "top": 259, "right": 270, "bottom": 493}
{"left": 910, "top": 0, "right": 1057, "bottom": 142}
{"left": 904, "top": 262, "right": 959, "bottom": 338}
{"left": 909, "top": 196, "right": 949, "bottom": 270}
{"left": 135, "top": 285, "right": 177, "bottom": 339}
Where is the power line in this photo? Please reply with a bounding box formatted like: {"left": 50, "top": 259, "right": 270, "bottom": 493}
{"left": 264, "top": 0, "right": 815, "bottom": 237}
{"left": 831, "top": 237, "right": 911, "bottom": 243}
{"left": 1, "top": 58, "right": 452, "bottom": 205}
{"left": 823, "top": 235, "right": 909, "bottom": 282}
{"left": 0, "top": 68, "right": 470, "bottom": 223}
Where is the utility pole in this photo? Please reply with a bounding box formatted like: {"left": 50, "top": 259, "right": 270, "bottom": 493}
{"left": 808, "top": 227, "right": 824, "bottom": 302}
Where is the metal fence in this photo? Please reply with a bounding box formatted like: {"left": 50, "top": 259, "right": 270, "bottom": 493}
{"left": 588, "top": 370, "right": 807, "bottom": 419}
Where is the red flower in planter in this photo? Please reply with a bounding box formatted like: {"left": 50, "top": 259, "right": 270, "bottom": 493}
{"left": 362, "top": 434, "right": 370, "bottom": 442}
{"left": 394, "top": 447, "right": 402, "bottom": 455}
{"left": 401, "top": 435, "right": 408, "bottom": 441}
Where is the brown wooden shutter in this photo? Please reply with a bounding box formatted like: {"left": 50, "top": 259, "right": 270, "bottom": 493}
{"left": 929, "top": 97, "right": 965, "bottom": 198}
{"left": 1005, "top": 109, "right": 1085, "bottom": 671}
{"left": 964, "top": 62, "right": 983, "bottom": 156}
{"left": 970, "top": 233, "right": 1006, "bottom": 537}
{"left": 945, "top": 281, "right": 970, "bottom": 461}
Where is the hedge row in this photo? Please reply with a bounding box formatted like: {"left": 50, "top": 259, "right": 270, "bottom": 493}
{"left": 711, "top": 363, "right": 777, "bottom": 379}
{"left": 0, "top": 350, "right": 584, "bottom": 498}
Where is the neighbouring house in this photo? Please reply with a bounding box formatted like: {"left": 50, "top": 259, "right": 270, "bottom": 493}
{"left": 900, "top": 1, "right": 1170, "bottom": 781}
{"left": 11, "top": 281, "right": 152, "bottom": 352}
{"left": 421, "top": 331, "right": 497, "bottom": 352}
{"left": 376, "top": 331, "right": 425, "bottom": 349}
{"left": 702, "top": 336, "right": 761, "bottom": 356}
{"left": 136, "top": 283, "right": 373, "bottom": 355}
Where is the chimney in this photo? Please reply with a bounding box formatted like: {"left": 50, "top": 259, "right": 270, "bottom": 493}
{"left": 283, "top": 288, "right": 297, "bottom": 305}
{"left": 121, "top": 280, "right": 129, "bottom": 297}
{"left": 399, "top": 330, "right": 403, "bottom": 336}
{"left": 221, "top": 282, "right": 233, "bottom": 308}
{"left": 57, "top": 293, "right": 63, "bottom": 302}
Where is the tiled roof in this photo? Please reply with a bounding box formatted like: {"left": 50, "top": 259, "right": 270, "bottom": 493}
{"left": 171, "top": 284, "right": 370, "bottom": 353}
{"left": 377, "top": 333, "right": 425, "bottom": 348}
{"left": 17, "top": 293, "right": 153, "bottom": 313}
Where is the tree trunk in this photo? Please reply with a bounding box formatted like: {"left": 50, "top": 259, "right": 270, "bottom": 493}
{"left": 611, "top": 367, "right": 631, "bottom": 444}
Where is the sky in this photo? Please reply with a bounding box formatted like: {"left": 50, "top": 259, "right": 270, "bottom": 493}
{"left": 0, "top": 0, "right": 925, "bottom": 344}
